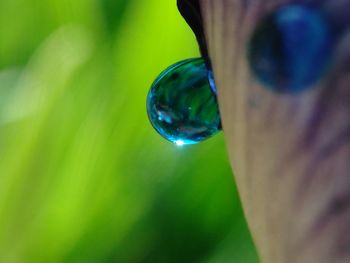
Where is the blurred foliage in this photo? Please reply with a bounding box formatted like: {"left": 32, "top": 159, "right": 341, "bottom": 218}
{"left": 0, "top": 0, "right": 258, "bottom": 262}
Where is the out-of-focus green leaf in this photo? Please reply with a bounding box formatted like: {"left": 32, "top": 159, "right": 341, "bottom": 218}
{"left": 0, "top": 0, "right": 259, "bottom": 262}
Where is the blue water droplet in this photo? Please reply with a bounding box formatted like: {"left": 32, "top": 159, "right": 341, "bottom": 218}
{"left": 248, "top": 5, "right": 333, "bottom": 93}
{"left": 147, "top": 58, "right": 221, "bottom": 145}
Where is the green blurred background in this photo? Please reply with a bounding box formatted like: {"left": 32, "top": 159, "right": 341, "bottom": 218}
{"left": 0, "top": 0, "right": 258, "bottom": 262}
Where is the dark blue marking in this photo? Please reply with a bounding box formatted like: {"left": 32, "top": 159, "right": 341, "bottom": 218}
{"left": 248, "top": 5, "right": 334, "bottom": 94}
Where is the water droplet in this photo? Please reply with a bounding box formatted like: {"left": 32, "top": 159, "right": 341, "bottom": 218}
{"left": 248, "top": 5, "right": 333, "bottom": 93}
{"left": 147, "top": 58, "right": 221, "bottom": 145}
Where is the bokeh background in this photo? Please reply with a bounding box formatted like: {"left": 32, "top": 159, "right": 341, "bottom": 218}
{"left": 0, "top": 0, "right": 258, "bottom": 262}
